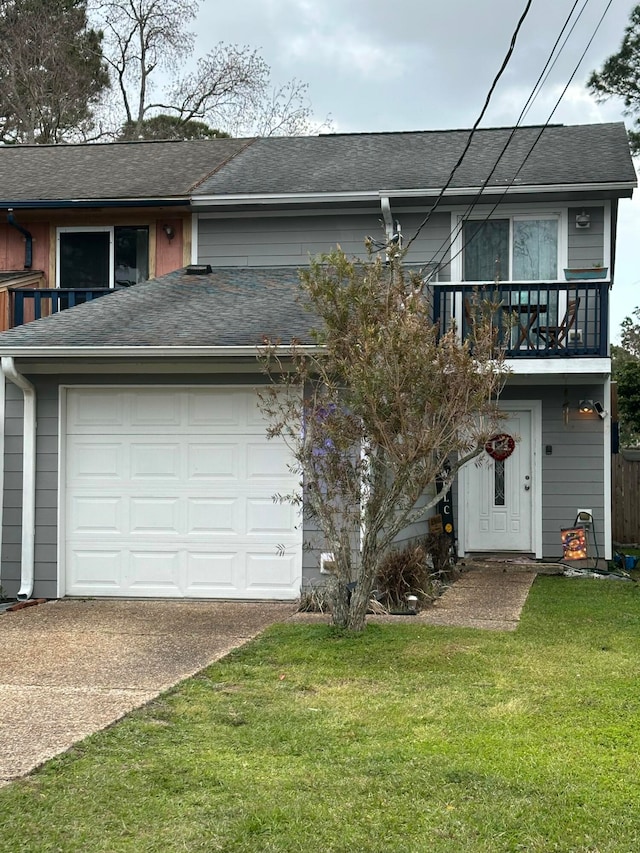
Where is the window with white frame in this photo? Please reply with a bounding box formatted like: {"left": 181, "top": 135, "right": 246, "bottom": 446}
{"left": 461, "top": 215, "right": 559, "bottom": 282}
{"left": 57, "top": 226, "right": 149, "bottom": 289}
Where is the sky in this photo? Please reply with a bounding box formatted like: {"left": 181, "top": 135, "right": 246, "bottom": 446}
{"left": 192, "top": 0, "right": 640, "bottom": 341}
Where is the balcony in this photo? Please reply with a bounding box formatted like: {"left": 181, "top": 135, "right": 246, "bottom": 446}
{"left": 432, "top": 281, "right": 608, "bottom": 358}
{"left": 0, "top": 281, "right": 610, "bottom": 362}
{"left": 8, "top": 287, "right": 114, "bottom": 329}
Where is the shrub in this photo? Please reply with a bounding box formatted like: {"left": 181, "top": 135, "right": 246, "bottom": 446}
{"left": 375, "top": 542, "right": 433, "bottom": 610}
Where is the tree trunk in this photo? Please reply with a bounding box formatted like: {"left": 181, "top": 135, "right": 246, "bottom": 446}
{"left": 330, "top": 579, "right": 351, "bottom": 629}
{"left": 346, "top": 578, "right": 374, "bottom": 632}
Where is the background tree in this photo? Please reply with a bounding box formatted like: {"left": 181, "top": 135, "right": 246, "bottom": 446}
{"left": 0, "top": 0, "right": 108, "bottom": 143}
{"left": 613, "top": 306, "right": 640, "bottom": 445}
{"left": 90, "top": 0, "right": 320, "bottom": 139}
{"left": 259, "top": 247, "right": 508, "bottom": 632}
{"left": 120, "top": 114, "right": 229, "bottom": 140}
{"left": 588, "top": 5, "right": 640, "bottom": 154}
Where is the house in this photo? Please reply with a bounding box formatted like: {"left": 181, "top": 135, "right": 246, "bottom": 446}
{"left": 0, "top": 138, "right": 254, "bottom": 328}
{"left": 0, "top": 122, "right": 635, "bottom": 601}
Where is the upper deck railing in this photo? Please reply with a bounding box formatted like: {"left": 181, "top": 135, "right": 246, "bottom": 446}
{"left": 431, "top": 281, "right": 608, "bottom": 358}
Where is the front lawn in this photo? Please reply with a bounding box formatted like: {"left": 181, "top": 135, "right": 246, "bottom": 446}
{"left": 1, "top": 577, "right": 640, "bottom": 852}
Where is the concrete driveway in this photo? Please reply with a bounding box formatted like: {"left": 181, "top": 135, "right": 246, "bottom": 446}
{"left": 0, "top": 598, "right": 296, "bottom": 786}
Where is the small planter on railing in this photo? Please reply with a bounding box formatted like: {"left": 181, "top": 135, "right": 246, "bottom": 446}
{"left": 563, "top": 267, "right": 608, "bottom": 281}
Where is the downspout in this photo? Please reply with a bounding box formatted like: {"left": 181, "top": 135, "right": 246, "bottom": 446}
{"left": 1, "top": 357, "right": 35, "bottom": 600}
{"left": 7, "top": 209, "right": 33, "bottom": 268}
{"left": 380, "top": 197, "right": 394, "bottom": 243}
{"left": 380, "top": 197, "right": 402, "bottom": 256}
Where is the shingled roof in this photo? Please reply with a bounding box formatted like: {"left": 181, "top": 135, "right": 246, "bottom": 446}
{"left": 0, "top": 137, "right": 254, "bottom": 203}
{"left": 193, "top": 123, "right": 637, "bottom": 196}
{"left": 0, "top": 123, "right": 634, "bottom": 206}
{"left": 0, "top": 267, "right": 316, "bottom": 349}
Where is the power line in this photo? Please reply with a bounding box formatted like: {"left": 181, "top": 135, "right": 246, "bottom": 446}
{"left": 420, "top": 0, "right": 615, "bottom": 282}
{"left": 418, "top": 0, "right": 589, "bottom": 280}
{"left": 403, "top": 0, "right": 534, "bottom": 252}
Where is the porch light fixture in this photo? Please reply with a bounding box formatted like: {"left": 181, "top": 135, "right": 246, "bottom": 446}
{"left": 575, "top": 210, "right": 591, "bottom": 229}
{"left": 579, "top": 400, "right": 607, "bottom": 419}
{"left": 162, "top": 224, "right": 175, "bottom": 241}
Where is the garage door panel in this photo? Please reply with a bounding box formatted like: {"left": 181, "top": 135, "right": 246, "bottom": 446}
{"left": 245, "top": 552, "right": 299, "bottom": 593}
{"left": 247, "top": 442, "right": 293, "bottom": 480}
{"left": 70, "top": 496, "right": 121, "bottom": 533}
{"left": 68, "top": 442, "right": 124, "bottom": 482}
{"left": 131, "top": 391, "right": 182, "bottom": 427}
{"left": 128, "top": 550, "right": 182, "bottom": 593}
{"left": 67, "top": 391, "right": 125, "bottom": 429}
{"left": 186, "top": 498, "right": 240, "bottom": 535}
{"left": 185, "top": 551, "right": 240, "bottom": 594}
{"left": 129, "top": 497, "right": 181, "bottom": 534}
{"left": 187, "top": 389, "right": 243, "bottom": 427}
{"left": 65, "top": 387, "right": 301, "bottom": 599}
{"left": 130, "top": 443, "right": 181, "bottom": 480}
{"left": 187, "top": 443, "right": 241, "bottom": 480}
{"left": 246, "top": 498, "right": 297, "bottom": 535}
{"left": 68, "top": 549, "right": 123, "bottom": 591}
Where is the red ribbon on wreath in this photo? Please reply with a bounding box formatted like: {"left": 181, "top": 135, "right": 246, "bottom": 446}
{"left": 485, "top": 433, "right": 515, "bottom": 461}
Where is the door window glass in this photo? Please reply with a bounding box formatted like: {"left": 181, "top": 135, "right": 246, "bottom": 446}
{"left": 59, "top": 231, "right": 110, "bottom": 288}
{"left": 114, "top": 227, "right": 149, "bottom": 285}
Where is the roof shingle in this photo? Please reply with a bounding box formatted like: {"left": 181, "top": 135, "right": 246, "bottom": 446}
{"left": 0, "top": 268, "right": 316, "bottom": 348}
{"left": 194, "top": 123, "right": 637, "bottom": 196}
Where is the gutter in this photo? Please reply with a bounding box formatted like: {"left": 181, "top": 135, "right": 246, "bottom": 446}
{"left": 1, "top": 357, "right": 35, "bottom": 600}
{"left": 190, "top": 181, "right": 637, "bottom": 206}
{"left": 0, "top": 345, "right": 322, "bottom": 359}
{"left": 0, "top": 199, "right": 188, "bottom": 210}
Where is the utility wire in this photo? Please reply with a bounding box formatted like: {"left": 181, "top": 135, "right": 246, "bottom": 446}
{"left": 438, "top": 0, "right": 615, "bottom": 278}
{"left": 418, "top": 0, "right": 589, "bottom": 280}
{"left": 403, "top": 0, "right": 534, "bottom": 252}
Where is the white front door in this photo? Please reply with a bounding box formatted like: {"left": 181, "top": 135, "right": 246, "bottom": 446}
{"left": 464, "top": 407, "right": 535, "bottom": 553}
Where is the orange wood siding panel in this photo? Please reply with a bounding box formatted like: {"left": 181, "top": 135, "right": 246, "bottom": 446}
{"left": 0, "top": 222, "right": 50, "bottom": 278}
{"left": 155, "top": 218, "right": 184, "bottom": 276}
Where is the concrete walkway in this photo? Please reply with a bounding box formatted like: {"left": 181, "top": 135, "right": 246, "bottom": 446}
{"left": 0, "top": 599, "right": 296, "bottom": 787}
{"left": 419, "top": 566, "right": 538, "bottom": 631}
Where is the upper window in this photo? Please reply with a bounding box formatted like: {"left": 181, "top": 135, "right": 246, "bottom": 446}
{"left": 463, "top": 216, "right": 558, "bottom": 282}
{"left": 57, "top": 226, "right": 149, "bottom": 289}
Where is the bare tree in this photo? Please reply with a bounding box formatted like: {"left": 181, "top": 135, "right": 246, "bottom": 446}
{"left": 90, "top": 0, "right": 322, "bottom": 139}
{"left": 0, "top": 0, "right": 109, "bottom": 143}
{"left": 259, "top": 247, "right": 509, "bottom": 632}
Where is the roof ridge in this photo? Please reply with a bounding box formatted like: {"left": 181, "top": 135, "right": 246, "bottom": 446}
{"left": 188, "top": 137, "right": 259, "bottom": 193}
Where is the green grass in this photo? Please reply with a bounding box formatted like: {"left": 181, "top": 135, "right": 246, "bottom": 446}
{"left": 2, "top": 577, "right": 640, "bottom": 852}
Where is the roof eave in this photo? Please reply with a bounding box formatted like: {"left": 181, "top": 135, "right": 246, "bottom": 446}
{"left": 190, "top": 181, "right": 637, "bottom": 207}
{"left": 0, "top": 345, "right": 321, "bottom": 358}
{"left": 0, "top": 198, "right": 189, "bottom": 210}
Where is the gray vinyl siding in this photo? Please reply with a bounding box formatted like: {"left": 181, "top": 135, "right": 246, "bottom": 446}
{"left": 197, "top": 211, "right": 451, "bottom": 277}
{"left": 1, "top": 382, "right": 59, "bottom": 599}
{"left": 567, "top": 206, "right": 605, "bottom": 269}
{"left": 2, "top": 382, "right": 25, "bottom": 596}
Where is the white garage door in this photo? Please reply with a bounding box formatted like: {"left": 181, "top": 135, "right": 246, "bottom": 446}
{"left": 64, "top": 387, "right": 302, "bottom": 599}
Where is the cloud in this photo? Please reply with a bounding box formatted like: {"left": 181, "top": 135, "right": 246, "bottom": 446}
{"left": 285, "top": 27, "right": 407, "bottom": 79}
{"left": 484, "top": 82, "right": 626, "bottom": 128}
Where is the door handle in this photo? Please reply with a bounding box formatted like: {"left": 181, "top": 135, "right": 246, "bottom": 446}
{"left": 524, "top": 484, "right": 530, "bottom": 491}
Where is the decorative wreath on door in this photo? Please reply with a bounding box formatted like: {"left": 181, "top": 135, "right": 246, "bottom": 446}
{"left": 484, "top": 433, "right": 515, "bottom": 461}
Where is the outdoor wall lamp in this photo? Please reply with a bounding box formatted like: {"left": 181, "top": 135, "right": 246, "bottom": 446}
{"left": 575, "top": 210, "right": 591, "bottom": 229}
{"left": 579, "top": 400, "right": 607, "bottom": 419}
{"left": 162, "top": 224, "right": 175, "bottom": 241}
